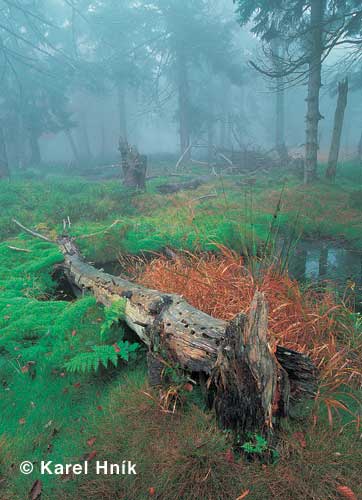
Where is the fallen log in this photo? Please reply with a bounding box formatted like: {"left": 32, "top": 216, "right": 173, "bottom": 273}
{"left": 156, "top": 177, "right": 206, "bottom": 194}
{"left": 14, "top": 220, "right": 318, "bottom": 438}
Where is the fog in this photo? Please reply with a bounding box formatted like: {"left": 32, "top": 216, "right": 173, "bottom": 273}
{"left": 0, "top": 0, "right": 361, "bottom": 171}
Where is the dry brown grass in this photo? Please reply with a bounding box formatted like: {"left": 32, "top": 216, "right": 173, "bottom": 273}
{"left": 136, "top": 247, "right": 362, "bottom": 419}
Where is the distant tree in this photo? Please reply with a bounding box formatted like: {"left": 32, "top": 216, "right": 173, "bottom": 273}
{"left": 0, "top": 0, "right": 77, "bottom": 171}
{"left": 150, "top": 0, "right": 244, "bottom": 160}
{"left": 83, "top": 0, "right": 155, "bottom": 143}
{"left": 0, "top": 127, "right": 9, "bottom": 179}
{"left": 72, "top": 0, "right": 244, "bottom": 163}
{"left": 326, "top": 78, "right": 349, "bottom": 182}
{"left": 270, "top": 37, "right": 288, "bottom": 163}
{"left": 233, "top": 0, "right": 362, "bottom": 183}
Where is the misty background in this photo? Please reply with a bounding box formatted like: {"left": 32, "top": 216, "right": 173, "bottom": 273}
{"left": 1, "top": 0, "right": 361, "bottom": 168}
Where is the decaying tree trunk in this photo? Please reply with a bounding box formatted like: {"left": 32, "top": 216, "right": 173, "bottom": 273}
{"left": 61, "top": 238, "right": 317, "bottom": 430}
{"left": 13, "top": 220, "right": 319, "bottom": 438}
{"left": 210, "top": 296, "right": 290, "bottom": 438}
{"left": 326, "top": 78, "right": 348, "bottom": 182}
{"left": 118, "top": 138, "right": 147, "bottom": 190}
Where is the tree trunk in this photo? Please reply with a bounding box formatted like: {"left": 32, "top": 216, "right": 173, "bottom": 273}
{"left": 29, "top": 129, "right": 41, "bottom": 165}
{"left": 7, "top": 114, "right": 26, "bottom": 169}
{"left": 0, "top": 126, "right": 9, "bottom": 179}
{"left": 276, "top": 84, "right": 288, "bottom": 164}
{"left": 219, "top": 77, "right": 231, "bottom": 149}
{"left": 119, "top": 138, "right": 147, "bottom": 190}
{"left": 272, "top": 39, "right": 288, "bottom": 165}
{"left": 65, "top": 128, "right": 80, "bottom": 164}
{"left": 304, "top": 0, "right": 325, "bottom": 184}
{"left": 117, "top": 82, "right": 128, "bottom": 141}
{"left": 99, "top": 122, "right": 106, "bottom": 161}
{"left": 207, "top": 120, "right": 214, "bottom": 166}
{"left": 177, "top": 51, "right": 191, "bottom": 161}
{"left": 79, "top": 112, "right": 92, "bottom": 161}
{"left": 13, "top": 219, "right": 319, "bottom": 439}
{"left": 326, "top": 78, "right": 348, "bottom": 182}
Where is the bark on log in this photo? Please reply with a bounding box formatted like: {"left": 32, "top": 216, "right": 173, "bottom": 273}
{"left": 14, "top": 220, "right": 318, "bottom": 436}
{"left": 209, "top": 297, "right": 290, "bottom": 438}
{"left": 58, "top": 235, "right": 317, "bottom": 391}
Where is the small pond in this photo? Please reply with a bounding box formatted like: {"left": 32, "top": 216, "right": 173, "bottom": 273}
{"left": 288, "top": 240, "right": 362, "bottom": 309}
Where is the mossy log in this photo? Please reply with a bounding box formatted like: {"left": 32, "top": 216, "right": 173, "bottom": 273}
{"left": 13, "top": 220, "right": 318, "bottom": 437}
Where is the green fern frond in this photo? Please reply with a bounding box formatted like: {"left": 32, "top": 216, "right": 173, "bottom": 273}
{"left": 100, "top": 299, "right": 126, "bottom": 339}
{"left": 64, "top": 345, "right": 118, "bottom": 373}
{"left": 64, "top": 341, "right": 139, "bottom": 374}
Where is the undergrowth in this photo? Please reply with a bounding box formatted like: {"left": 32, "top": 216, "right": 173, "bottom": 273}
{"left": 1, "top": 161, "right": 362, "bottom": 499}
{"left": 137, "top": 247, "right": 362, "bottom": 421}
{"left": 60, "top": 378, "right": 362, "bottom": 500}
{"left": 2, "top": 160, "right": 362, "bottom": 265}
{"left": 0, "top": 236, "right": 141, "bottom": 499}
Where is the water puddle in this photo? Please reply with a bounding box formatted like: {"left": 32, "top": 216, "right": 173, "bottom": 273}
{"left": 288, "top": 240, "right": 362, "bottom": 308}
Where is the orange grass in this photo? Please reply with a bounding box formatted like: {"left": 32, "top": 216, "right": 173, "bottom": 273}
{"left": 136, "top": 246, "right": 362, "bottom": 405}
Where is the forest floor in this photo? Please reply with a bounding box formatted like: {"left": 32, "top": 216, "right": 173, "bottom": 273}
{"left": 0, "top": 160, "right": 362, "bottom": 499}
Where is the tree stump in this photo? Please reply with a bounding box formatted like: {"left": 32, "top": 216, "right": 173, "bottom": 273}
{"left": 118, "top": 138, "right": 147, "bottom": 190}
{"left": 210, "top": 292, "right": 290, "bottom": 439}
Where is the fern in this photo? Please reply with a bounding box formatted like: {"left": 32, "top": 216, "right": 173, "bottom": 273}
{"left": 64, "top": 342, "right": 139, "bottom": 374}
{"left": 100, "top": 299, "right": 126, "bottom": 340}
{"left": 64, "top": 345, "right": 118, "bottom": 373}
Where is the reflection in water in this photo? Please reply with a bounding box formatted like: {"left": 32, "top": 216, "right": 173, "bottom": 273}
{"left": 288, "top": 240, "right": 362, "bottom": 310}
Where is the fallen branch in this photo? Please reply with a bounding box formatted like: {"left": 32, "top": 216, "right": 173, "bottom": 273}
{"left": 175, "top": 142, "right": 193, "bottom": 171}
{"left": 13, "top": 219, "right": 52, "bottom": 242}
{"left": 79, "top": 220, "right": 123, "bottom": 239}
{"left": 7, "top": 245, "right": 31, "bottom": 253}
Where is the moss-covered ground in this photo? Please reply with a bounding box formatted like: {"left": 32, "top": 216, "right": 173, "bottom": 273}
{"left": 0, "top": 161, "right": 361, "bottom": 499}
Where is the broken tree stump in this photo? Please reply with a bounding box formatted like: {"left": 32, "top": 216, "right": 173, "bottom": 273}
{"left": 210, "top": 294, "right": 290, "bottom": 438}
{"left": 118, "top": 138, "right": 147, "bottom": 190}
{"left": 13, "top": 220, "right": 319, "bottom": 437}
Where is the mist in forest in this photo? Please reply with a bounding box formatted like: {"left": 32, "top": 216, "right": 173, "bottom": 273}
{"left": 0, "top": 0, "right": 361, "bottom": 175}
